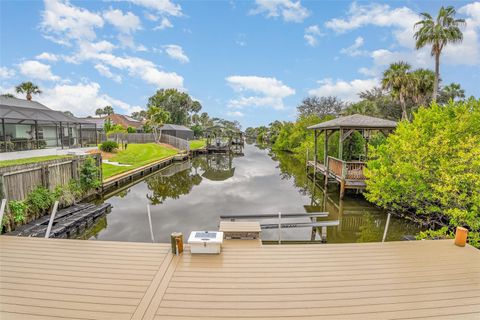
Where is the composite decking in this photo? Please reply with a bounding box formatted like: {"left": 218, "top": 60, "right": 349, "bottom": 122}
{"left": 1, "top": 236, "right": 479, "bottom": 320}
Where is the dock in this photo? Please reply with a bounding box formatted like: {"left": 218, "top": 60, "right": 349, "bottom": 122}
{"left": 1, "top": 236, "right": 479, "bottom": 319}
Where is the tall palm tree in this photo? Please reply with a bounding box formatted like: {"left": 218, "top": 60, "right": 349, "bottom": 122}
{"left": 381, "top": 62, "right": 412, "bottom": 120}
{"left": 439, "top": 83, "right": 465, "bottom": 103}
{"left": 414, "top": 6, "right": 465, "bottom": 101}
{"left": 15, "top": 82, "right": 42, "bottom": 101}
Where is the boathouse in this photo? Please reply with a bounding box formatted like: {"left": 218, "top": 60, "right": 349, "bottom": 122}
{"left": 307, "top": 114, "right": 397, "bottom": 199}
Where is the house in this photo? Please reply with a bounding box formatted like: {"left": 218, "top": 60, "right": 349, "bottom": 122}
{"left": 160, "top": 124, "right": 194, "bottom": 140}
{"left": 0, "top": 96, "right": 96, "bottom": 152}
{"left": 105, "top": 114, "right": 144, "bottom": 131}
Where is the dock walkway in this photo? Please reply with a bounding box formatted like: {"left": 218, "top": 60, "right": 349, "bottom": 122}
{"left": 1, "top": 236, "right": 479, "bottom": 319}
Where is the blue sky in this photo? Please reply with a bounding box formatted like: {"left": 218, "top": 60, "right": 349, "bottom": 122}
{"left": 1, "top": 0, "right": 479, "bottom": 128}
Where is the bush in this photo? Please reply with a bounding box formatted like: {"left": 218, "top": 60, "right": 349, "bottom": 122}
{"left": 365, "top": 99, "right": 480, "bottom": 245}
{"left": 100, "top": 140, "right": 118, "bottom": 152}
{"left": 25, "top": 186, "right": 55, "bottom": 218}
{"left": 79, "top": 157, "right": 101, "bottom": 191}
{"left": 9, "top": 201, "right": 27, "bottom": 223}
{"left": 127, "top": 126, "right": 136, "bottom": 133}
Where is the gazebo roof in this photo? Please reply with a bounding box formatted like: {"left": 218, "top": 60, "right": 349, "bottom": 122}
{"left": 307, "top": 114, "right": 397, "bottom": 130}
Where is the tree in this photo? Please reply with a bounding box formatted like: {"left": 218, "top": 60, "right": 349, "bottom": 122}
{"left": 414, "top": 6, "right": 465, "bottom": 101}
{"left": 0, "top": 93, "right": 15, "bottom": 98}
{"left": 439, "top": 83, "right": 465, "bottom": 103}
{"left": 103, "top": 118, "right": 113, "bottom": 133}
{"left": 365, "top": 99, "right": 480, "bottom": 246}
{"left": 131, "top": 110, "right": 147, "bottom": 121}
{"left": 147, "top": 89, "right": 202, "bottom": 126}
{"left": 410, "top": 68, "right": 435, "bottom": 107}
{"left": 297, "top": 96, "right": 344, "bottom": 119}
{"left": 63, "top": 111, "right": 74, "bottom": 117}
{"left": 103, "top": 105, "right": 114, "bottom": 115}
{"left": 381, "top": 62, "right": 413, "bottom": 120}
{"left": 95, "top": 108, "right": 105, "bottom": 117}
{"left": 15, "top": 82, "right": 41, "bottom": 101}
{"left": 146, "top": 106, "right": 170, "bottom": 142}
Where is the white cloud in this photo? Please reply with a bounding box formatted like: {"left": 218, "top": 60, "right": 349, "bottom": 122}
{"left": 38, "top": 82, "right": 142, "bottom": 116}
{"left": 163, "top": 45, "right": 189, "bottom": 63}
{"left": 308, "top": 78, "right": 378, "bottom": 102}
{"left": 226, "top": 75, "right": 295, "bottom": 110}
{"left": 35, "top": 52, "right": 59, "bottom": 61}
{"left": 327, "top": 2, "right": 479, "bottom": 66}
{"left": 0, "top": 66, "right": 15, "bottom": 79}
{"left": 18, "top": 60, "right": 60, "bottom": 81}
{"left": 304, "top": 25, "right": 322, "bottom": 47}
{"left": 118, "top": 34, "right": 148, "bottom": 51}
{"left": 103, "top": 9, "right": 141, "bottom": 34}
{"left": 251, "top": 0, "right": 309, "bottom": 23}
{"left": 122, "top": 0, "right": 182, "bottom": 17}
{"left": 154, "top": 17, "right": 173, "bottom": 30}
{"left": 236, "top": 33, "right": 247, "bottom": 47}
{"left": 41, "top": 0, "right": 104, "bottom": 44}
{"left": 340, "top": 36, "right": 365, "bottom": 57}
{"left": 227, "top": 111, "right": 244, "bottom": 117}
{"left": 94, "top": 64, "right": 122, "bottom": 83}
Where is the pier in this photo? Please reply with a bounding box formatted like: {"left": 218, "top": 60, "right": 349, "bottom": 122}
{"left": 1, "top": 236, "right": 479, "bottom": 319}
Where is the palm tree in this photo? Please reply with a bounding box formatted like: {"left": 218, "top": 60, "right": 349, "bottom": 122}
{"left": 414, "top": 6, "right": 465, "bottom": 101}
{"left": 410, "top": 68, "right": 436, "bottom": 106}
{"left": 15, "top": 82, "right": 42, "bottom": 101}
{"left": 103, "top": 105, "right": 114, "bottom": 115}
{"left": 381, "top": 62, "right": 413, "bottom": 120}
{"left": 439, "top": 83, "right": 465, "bottom": 103}
{"left": 95, "top": 108, "right": 105, "bottom": 117}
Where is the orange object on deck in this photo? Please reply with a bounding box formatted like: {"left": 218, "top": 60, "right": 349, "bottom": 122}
{"left": 454, "top": 226, "right": 468, "bottom": 247}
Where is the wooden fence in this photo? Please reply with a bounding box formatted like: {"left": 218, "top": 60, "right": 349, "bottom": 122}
{"left": 98, "top": 133, "right": 190, "bottom": 151}
{"left": 0, "top": 154, "right": 102, "bottom": 201}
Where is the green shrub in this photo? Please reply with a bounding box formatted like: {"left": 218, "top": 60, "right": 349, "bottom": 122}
{"left": 54, "top": 180, "right": 82, "bottom": 207}
{"left": 25, "top": 186, "right": 55, "bottom": 217}
{"left": 127, "top": 126, "right": 136, "bottom": 133}
{"left": 365, "top": 99, "right": 480, "bottom": 246}
{"left": 100, "top": 141, "right": 118, "bottom": 152}
{"left": 9, "top": 201, "right": 27, "bottom": 223}
{"left": 79, "top": 157, "right": 101, "bottom": 191}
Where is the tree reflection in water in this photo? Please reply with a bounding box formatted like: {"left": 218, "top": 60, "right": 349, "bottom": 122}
{"left": 145, "top": 153, "right": 238, "bottom": 205}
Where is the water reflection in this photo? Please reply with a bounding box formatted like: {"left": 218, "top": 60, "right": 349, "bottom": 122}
{"left": 87, "top": 143, "right": 421, "bottom": 243}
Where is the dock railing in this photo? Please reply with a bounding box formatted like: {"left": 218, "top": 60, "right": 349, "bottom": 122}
{"left": 326, "top": 156, "right": 366, "bottom": 180}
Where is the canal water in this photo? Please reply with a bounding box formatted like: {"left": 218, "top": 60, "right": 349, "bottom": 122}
{"left": 89, "top": 143, "right": 421, "bottom": 243}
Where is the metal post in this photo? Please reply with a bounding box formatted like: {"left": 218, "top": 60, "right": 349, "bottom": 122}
{"left": 278, "top": 211, "right": 282, "bottom": 244}
{"left": 0, "top": 199, "right": 6, "bottom": 231}
{"left": 45, "top": 201, "right": 59, "bottom": 238}
{"left": 34, "top": 120, "right": 39, "bottom": 149}
{"left": 2, "top": 118, "right": 6, "bottom": 152}
{"left": 79, "top": 123, "right": 83, "bottom": 147}
{"left": 382, "top": 213, "right": 391, "bottom": 242}
{"left": 147, "top": 204, "right": 155, "bottom": 243}
{"left": 59, "top": 122, "right": 64, "bottom": 149}
{"left": 55, "top": 122, "right": 59, "bottom": 147}
{"left": 67, "top": 123, "right": 71, "bottom": 148}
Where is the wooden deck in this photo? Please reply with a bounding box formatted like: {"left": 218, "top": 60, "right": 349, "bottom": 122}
{"left": 1, "top": 236, "right": 479, "bottom": 319}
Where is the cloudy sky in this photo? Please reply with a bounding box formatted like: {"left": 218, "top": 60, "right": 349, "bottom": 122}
{"left": 1, "top": 0, "right": 479, "bottom": 127}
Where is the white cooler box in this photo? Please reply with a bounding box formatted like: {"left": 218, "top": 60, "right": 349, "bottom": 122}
{"left": 188, "top": 231, "right": 224, "bottom": 254}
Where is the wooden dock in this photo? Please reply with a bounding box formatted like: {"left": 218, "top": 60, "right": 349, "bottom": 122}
{"left": 1, "top": 236, "right": 479, "bottom": 319}
{"left": 307, "top": 157, "right": 366, "bottom": 199}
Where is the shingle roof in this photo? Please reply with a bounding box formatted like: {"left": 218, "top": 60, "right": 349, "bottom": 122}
{"left": 160, "top": 124, "right": 193, "bottom": 131}
{"left": 307, "top": 114, "right": 397, "bottom": 130}
{"left": 0, "top": 97, "right": 90, "bottom": 124}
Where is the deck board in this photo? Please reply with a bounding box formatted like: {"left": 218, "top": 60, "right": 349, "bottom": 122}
{"left": 1, "top": 236, "right": 479, "bottom": 320}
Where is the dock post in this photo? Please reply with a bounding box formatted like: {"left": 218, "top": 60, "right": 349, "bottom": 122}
{"left": 339, "top": 179, "right": 345, "bottom": 199}
{"left": 278, "top": 212, "right": 282, "bottom": 244}
{"left": 45, "top": 201, "right": 59, "bottom": 238}
{"left": 147, "top": 205, "right": 155, "bottom": 243}
{"left": 0, "top": 199, "right": 6, "bottom": 231}
{"left": 382, "top": 213, "right": 391, "bottom": 242}
{"left": 454, "top": 227, "right": 468, "bottom": 247}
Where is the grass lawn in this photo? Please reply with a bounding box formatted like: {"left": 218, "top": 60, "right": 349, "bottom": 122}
{"left": 102, "top": 143, "right": 177, "bottom": 179}
{"left": 0, "top": 155, "right": 71, "bottom": 168}
{"left": 189, "top": 139, "right": 206, "bottom": 150}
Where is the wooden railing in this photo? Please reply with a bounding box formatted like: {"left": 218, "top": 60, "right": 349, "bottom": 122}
{"left": 327, "top": 156, "right": 366, "bottom": 180}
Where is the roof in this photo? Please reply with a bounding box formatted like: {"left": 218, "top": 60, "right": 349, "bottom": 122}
{"left": 160, "top": 124, "right": 193, "bottom": 131}
{"left": 308, "top": 114, "right": 397, "bottom": 130}
{"left": 79, "top": 117, "right": 105, "bottom": 128}
{"left": 107, "top": 114, "right": 143, "bottom": 129}
{"left": 0, "top": 97, "right": 91, "bottom": 124}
